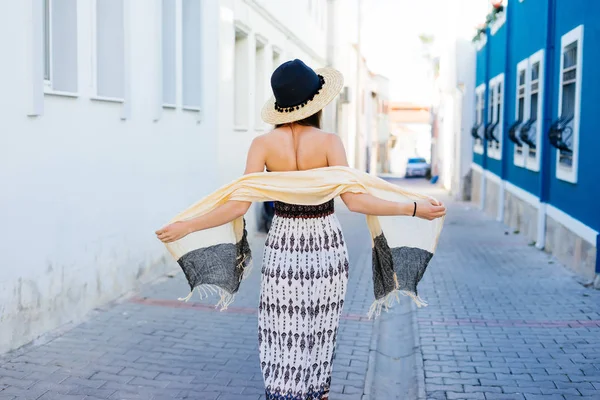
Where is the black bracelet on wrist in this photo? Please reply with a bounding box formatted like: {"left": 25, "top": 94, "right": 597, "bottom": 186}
{"left": 412, "top": 201, "right": 417, "bottom": 217}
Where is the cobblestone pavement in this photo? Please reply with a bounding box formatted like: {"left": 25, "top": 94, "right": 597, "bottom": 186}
{"left": 415, "top": 190, "right": 600, "bottom": 400}
{"left": 4, "top": 179, "right": 599, "bottom": 400}
{"left": 0, "top": 203, "right": 378, "bottom": 400}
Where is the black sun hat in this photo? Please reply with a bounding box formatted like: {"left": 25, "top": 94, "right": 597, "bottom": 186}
{"left": 261, "top": 59, "right": 344, "bottom": 125}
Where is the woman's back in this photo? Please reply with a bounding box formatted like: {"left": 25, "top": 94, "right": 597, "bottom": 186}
{"left": 259, "top": 126, "right": 335, "bottom": 172}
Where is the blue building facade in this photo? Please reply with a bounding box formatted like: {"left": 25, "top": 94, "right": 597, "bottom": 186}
{"left": 471, "top": 0, "right": 599, "bottom": 279}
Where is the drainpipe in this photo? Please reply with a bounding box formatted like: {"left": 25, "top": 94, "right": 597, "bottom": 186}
{"left": 538, "top": 0, "right": 556, "bottom": 250}
{"left": 481, "top": 26, "right": 491, "bottom": 210}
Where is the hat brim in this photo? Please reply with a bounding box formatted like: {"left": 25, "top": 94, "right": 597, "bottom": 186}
{"left": 261, "top": 67, "right": 344, "bottom": 125}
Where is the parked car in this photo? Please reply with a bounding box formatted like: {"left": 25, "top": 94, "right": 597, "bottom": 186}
{"left": 405, "top": 157, "right": 431, "bottom": 178}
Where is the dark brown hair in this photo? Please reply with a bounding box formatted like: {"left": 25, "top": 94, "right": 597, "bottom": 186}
{"left": 275, "top": 110, "right": 322, "bottom": 129}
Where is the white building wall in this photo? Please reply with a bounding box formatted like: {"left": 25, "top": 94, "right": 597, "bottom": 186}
{"left": 0, "top": 0, "right": 329, "bottom": 354}
{"left": 326, "top": 0, "right": 359, "bottom": 168}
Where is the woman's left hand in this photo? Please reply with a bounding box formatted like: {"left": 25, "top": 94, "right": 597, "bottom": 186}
{"left": 156, "top": 221, "right": 191, "bottom": 243}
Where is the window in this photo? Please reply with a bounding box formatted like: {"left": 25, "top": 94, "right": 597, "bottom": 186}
{"left": 486, "top": 74, "right": 504, "bottom": 159}
{"left": 161, "top": 0, "right": 176, "bottom": 106}
{"left": 511, "top": 62, "right": 527, "bottom": 166}
{"left": 524, "top": 52, "right": 543, "bottom": 171}
{"left": 43, "top": 0, "right": 51, "bottom": 83}
{"left": 551, "top": 25, "right": 583, "bottom": 183}
{"left": 182, "top": 0, "right": 201, "bottom": 110}
{"left": 510, "top": 51, "right": 544, "bottom": 170}
{"left": 255, "top": 39, "right": 266, "bottom": 129}
{"left": 234, "top": 28, "right": 249, "bottom": 129}
{"left": 43, "top": 0, "right": 78, "bottom": 94}
{"left": 94, "top": 0, "right": 125, "bottom": 100}
{"left": 472, "top": 84, "right": 486, "bottom": 154}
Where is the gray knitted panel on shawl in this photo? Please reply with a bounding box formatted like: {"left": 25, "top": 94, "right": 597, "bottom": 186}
{"left": 372, "top": 234, "right": 433, "bottom": 299}
{"left": 177, "top": 220, "right": 252, "bottom": 295}
{"left": 177, "top": 244, "right": 243, "bottom": 294}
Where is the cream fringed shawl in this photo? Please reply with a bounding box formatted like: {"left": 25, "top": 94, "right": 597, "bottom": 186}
{"left": 163, "top": 166, "right": 445, "bottom": 318}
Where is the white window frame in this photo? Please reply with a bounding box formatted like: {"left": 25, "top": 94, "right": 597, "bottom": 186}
{"left": 474, "top": 84, "right": 486, "bottom": 154}
{"left": 233, "top": 24, "right": 251, "bottom": 130}
{"left": 91, "top": 0, "right": 125, "bottom": 103}
{"left": 513, "top": 50, "right": 545, "bottom": 171}
{"left": 42, "top": 0, "right": 79, "bottom": 97}
{"left": 161, "top": 0, "right": 178, "bottom": 108}
{"left": 513, "top": 58, "right": 528, "bottom": 167}
{"left": 525, "top": 49, "right": 544, "bottom": 172}
{"left": 181, "top": 0, "right": 202, "bottom": 112}
{"left": 254, "top": 35, "right": 268, "bottom": 131}
{"left": 487, "top": 73, "right": 504, "bottom": 160}
{"left": 556, "top": 25, "right": 583, "bottom": 184}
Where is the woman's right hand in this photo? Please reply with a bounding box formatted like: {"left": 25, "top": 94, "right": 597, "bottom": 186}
{"left": 415, "top": 198, "right": 446, "bottom": 220}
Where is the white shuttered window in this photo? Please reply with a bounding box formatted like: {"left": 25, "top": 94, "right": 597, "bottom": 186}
{"left": 162, "top": 0, "right": 176, "bottom": 106}
{"left": 43, "top": 0, "right": 78, "bottom": 93}
{"left": 182, "top": 0, "right": 202, "bottom": 110}
{"left": 234, "top": 29, "right": 249, "bottom": 128}
{"left": 95, "top": 0, "right": 125, "bottom": 100}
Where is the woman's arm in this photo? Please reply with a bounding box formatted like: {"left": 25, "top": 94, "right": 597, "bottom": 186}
{"left": 326, "top": 134, "right": 446, "bottom": 220}
{"left": 156, "top": 137, "right": 266, "bottom": 243}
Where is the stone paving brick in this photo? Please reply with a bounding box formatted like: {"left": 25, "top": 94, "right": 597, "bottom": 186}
{"left": 447, "top": 391, "right": 486, "bottom": 399}
{"left": 415, "top": 191, "right": 600, "bottom": 400}
{"left": 484, "top": 393, "right": 525, "bottom": 400}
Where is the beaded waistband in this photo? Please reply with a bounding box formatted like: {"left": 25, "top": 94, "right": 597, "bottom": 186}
{"left": 274, "top": 199, "right": 335, "bottom": 219}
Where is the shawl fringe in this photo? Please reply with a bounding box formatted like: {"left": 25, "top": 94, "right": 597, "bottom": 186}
{"left": 367, "top": 288, "right": 429, "bottom": 319}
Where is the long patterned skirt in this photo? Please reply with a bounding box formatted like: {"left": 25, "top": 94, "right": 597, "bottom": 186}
{"left": 259, "top": 200, "right": 349, "bottom": 400}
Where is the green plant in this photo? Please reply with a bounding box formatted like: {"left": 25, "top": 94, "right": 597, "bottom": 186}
{"left": 473, "top": 4, "right": 505, "bottom": 42}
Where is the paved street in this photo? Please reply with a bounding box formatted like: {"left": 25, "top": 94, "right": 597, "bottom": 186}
{"left": 416, "top": 191, "right": 600, "bottom": 400}
{"left": 1, "top": 180, "right": 600, "bottom": 400}
{"left": 0, "top": 203, "right": 377, "bottom": 400}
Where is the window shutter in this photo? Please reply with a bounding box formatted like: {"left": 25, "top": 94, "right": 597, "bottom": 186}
{"left": 162, "top": 0, "right": 176, "bottom": 105}
{"left": 182, "top": 0, "right": 201, "bottom": 109}
{"left": 96, "top": 0, "right": 124, "bottom": 99}
{"left": 51, "top": 0, "right": 78, "bottom": 93}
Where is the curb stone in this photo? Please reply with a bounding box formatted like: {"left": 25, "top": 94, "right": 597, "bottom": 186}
{"left": 411, "top": 302, "right": 426, "bottom": 400}
{"left": 363, "top": 296, "right": 420, "bottom": 399}
{"left": 361, "top": 312, "right": 381, "bottom": 400}
{"left": 360, "top": 238, "right": 381, "bottom": 400}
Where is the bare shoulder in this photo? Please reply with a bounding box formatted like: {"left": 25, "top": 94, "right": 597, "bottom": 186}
{"left": 323, "top": 132, "right": 344, "bottom": 149}
{"left": 323, "top": 132, "right": 347, "bottom": 166}
{"left": 250, "top": 130, "right": 275, "bottom": 147}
